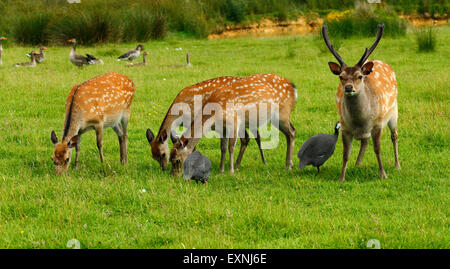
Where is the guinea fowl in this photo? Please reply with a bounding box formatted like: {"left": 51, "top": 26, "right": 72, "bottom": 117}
{"left": 127, "top": 52, "right": 149, "bottom": 66}
{"left": 27, "top": 46, "right": 47, "bottom": 63}
{"left": 118, "top": 44, "right": 144, "bottom": 62}
{"left": 298, "top": 122, "right": 340, "bottom": 173}
{"left": 183, "top": 151, "right": 211, "bottom": 184}
{"left": 14, "top": 51, "right": 39, "bottom": 67}
{"left": 68, "top": 39, "right": 98, "bottom": 67}
{"left": 0, "top": 37, "right": 6, "bottom": 65}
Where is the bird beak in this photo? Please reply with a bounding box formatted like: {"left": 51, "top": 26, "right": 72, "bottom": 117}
{"left": 67, "top": 39, "right": 72, "bottom": 43}
{"left": 43, "top": 47, "right": 47, "bottom": 50}
{"left": 1, "top": 37, "right": 6, "bottom": 40}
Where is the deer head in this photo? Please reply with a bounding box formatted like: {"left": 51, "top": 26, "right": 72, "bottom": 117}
{"left": 146, "top": 129, "right": 179, "bottom": 170}
{"left": 323, "top": 24, "right": 384, "bottom": 97}
{"left": 50, "top": 131, "right": 78, "bottom": 175}
{"left": 169, "top": 137, "right": 190, "bottom": 176}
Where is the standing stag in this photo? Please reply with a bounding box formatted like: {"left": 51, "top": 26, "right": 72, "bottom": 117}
{"left": 322, "top": 24, "right": 400, "bottom": 181}
{"left": 146, "top": 76, "right": 267, "bottom": 171}
{"left": 50, "top": 72, "right": 135, "bottom": 175}
{"left": 169, "top": 73, "right": 297, "bottom": 176}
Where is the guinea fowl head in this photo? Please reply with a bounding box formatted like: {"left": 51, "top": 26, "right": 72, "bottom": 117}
{"left": 334, "top": 122, "right": 341, "bottom": 136}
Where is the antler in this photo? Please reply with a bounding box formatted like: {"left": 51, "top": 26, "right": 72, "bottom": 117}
{"left": 356, "top": 24, "right": 385, "bottom": 66}
{"left": 322, "top": 25, "right": 346, "bottom": 67}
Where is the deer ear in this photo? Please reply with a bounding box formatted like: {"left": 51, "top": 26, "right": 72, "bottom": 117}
{"left": 328, "top": 62, "right": 341, "bottom": 75}
{"left": 361, "top": 62, "right": 374, "bottom": 75}
{"left": 178, "top": 137, "right": 189, "bottom": 148}
{"left": 170, "top": 131, "right": 180, "bottom": 144}
{"left": 68, "top": 135, "right": 78, "bottom": 148}
{"left": 146, "top": 129, "right": 154, "bottom": 144}
{"left": 159, "top": 132, "right": 168, "bottom": 143}
{"left": 51, "top": 131, "right": 58, "bottom": 145}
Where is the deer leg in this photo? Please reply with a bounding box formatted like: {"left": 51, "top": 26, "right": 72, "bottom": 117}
{"left": 74, "top": 134, "right": 81, "bottom": 169}
{"left": 228, "top": 137, "right": 238, "bottom": 174}
{"left": 253, "top": 129, "right": 267, "bottom": 165}
{"left": 120, "top": 112, "right": 130, "bottom": 164}
{"left": 388, "top": 117, "right": 400, "bottom": 170}
{"left": 355, "top": 138, "right": 369, "bottom": 166}
{"left": 278, "top": 120, "right": 296, "bottom": 170}
{"left": 339, "top": 131, "right": 353, "bottom": 182}
{"left": 113, "top": 124, "right": 126, "bottom": 164}
{"left": 372, "top": 127, "right": 387, "bottom": 179}
{"left": 219, "top": 138, "right": 227, "bottom": 173}
{"left": 390, "top": 127, "right": 400, "bottom": 170}
{"left": 235, "top": 130, "right": 250, "bottom": 169}
{"left": 95, "top": 125, "right": 104, "bottom": 163}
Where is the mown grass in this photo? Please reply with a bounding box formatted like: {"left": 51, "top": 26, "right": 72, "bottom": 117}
{"left": 0, "top": 26, "right": 449, "bottom": 249}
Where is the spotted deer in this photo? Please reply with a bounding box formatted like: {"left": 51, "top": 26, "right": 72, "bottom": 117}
{"left": 322, "top": 24, "right": 400, "bottom": 181}
{"left": 169, "top": 73, "right": 297, "bottom": 176}
{"left": 146, "top": 76, "right": 267, "bottom": 171}
{"left": 51, "top": 72, "right": 135, "bottom": 175}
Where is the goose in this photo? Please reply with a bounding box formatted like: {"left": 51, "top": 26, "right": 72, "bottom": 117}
{"left": 86, "top": 53, "right": 104, "bottom": 65}
{"left": 67, "top": 39, "right": 96, "bottom": 67}
{"left": 118, "top": 44, "right": 144, "bottom": 62}
{"left": 26, "top": 46, "right": 47, "bottom": 63}
{"left": 167, "top": 52, "right": 192, "bottom": 68}
{"left": 14, "top": 51, "right": 39, "bottom": 67}
{"left": 127, "top": 52, "right": 149, "bottom": 66}
{"left": 298, "top": 122, "right": 340, "bottom": 173}
{"left": 0, "top": 37, "right": 6, "bottom": 65}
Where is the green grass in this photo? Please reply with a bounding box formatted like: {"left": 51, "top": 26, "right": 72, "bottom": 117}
{"left": 0, "top": 26, "right": 449, "bottom": 249}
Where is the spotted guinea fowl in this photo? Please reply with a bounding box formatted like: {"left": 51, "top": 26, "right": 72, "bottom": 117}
{"left": 183, "top": 151, "right": 211, "bottom": 184}
{"left": 27, "top": 46, "right": 46, "bottom": 63}
{"left": 298, "top": 122, "right": 340, "bottom": 172}
{"left": 127, "top": 52, "right": 149, "bottom": 66}
{"left": 68, "top": 39, "right": 96, "bottom": 67}
{"left": 14, "top": 51, "right": 39, "bottom": 67}
{"left": 117, "top": 44, "right": 144, "bottom": 62}
{"left": 0, "top": 37, "right": 6, "bottom": 65}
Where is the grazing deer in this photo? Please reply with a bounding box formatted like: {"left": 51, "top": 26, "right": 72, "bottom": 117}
{"left": 146, "top": 76, "right": 267, "bottom": 171}
{"left": 169, "top": 73, "right": 297, "bottom": 176}
{"left": 322, "top": 24, "right": 400, "bottom": 181}
{"left": 50, "top": 72, "right": 135, "bottom": 175}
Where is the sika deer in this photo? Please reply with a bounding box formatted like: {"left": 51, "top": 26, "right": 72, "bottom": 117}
{"left": 146, "top": 76, "right": 267, "bottom": 171}
{"left": 50, "top": 72, "right": 135, "bottom": 175}
{"left": 169, "top": 73, "right": 297, "bottom": 176}
{"left": 322, "top": 24, "right": 400, "bottom": 181}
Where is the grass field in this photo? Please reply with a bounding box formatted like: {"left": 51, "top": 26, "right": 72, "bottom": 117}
{"left": 0, "top": 27, "right": 448, "bottom": 249}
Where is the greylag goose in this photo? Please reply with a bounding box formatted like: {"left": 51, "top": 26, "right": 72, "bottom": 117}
{"left": 14, "top": 51, "right": 39, "bottom": 67}
{"left": 0, "top": 37, "right": 6, "bottom": 65}
{"left": 26, "top": 46, "right": 47, "bottom": 63}
{"left": 68, "top": 39, "right": 96, "bottom": 67}
{"left": 118, "top": 44, "right": 144, "bottom": 62}
{"left": 127, "top": 52, "right": 149, "bottom": 66}
{"left": 86, "top": 53, "right": 104, "bottom": 65}
{"left": 167, "top": 52, "right": 192, "bottom": 68}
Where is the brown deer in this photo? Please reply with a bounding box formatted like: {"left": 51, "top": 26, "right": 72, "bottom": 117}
{"left": 322, "top": 24, "right": 400, "bottom": 181}
{"left": 146, "top": 76, "right": 267, "bottom": 171}
{"left": 50, "top": 72, "right": 135, "bottom": 175}
{"left": 169, "top": 73, "right": 297, "bottom": 176}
